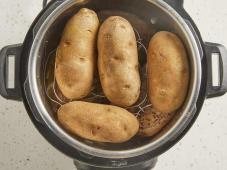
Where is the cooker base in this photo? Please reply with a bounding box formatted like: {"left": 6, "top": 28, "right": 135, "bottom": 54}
{"left": 74, "top": 158, "right": 157, "bottom": 170}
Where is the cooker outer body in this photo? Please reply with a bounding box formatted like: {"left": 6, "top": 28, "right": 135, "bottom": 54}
{"left": 18, "top": 0, "right": 208, "bottom": 168}
{"left": 0, "top": 0, "right": 226, "bottom": 169}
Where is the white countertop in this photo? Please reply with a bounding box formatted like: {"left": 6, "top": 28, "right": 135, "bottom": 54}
{"left": 0, "top": 0, "right": 227, "bottom": 169}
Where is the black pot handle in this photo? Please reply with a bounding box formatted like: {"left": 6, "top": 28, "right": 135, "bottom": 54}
{"left": 0, "top": 44, "right": 22, "bottom": 101}
{"left": 205, "top": 42, "right": 227, "bottom": 98}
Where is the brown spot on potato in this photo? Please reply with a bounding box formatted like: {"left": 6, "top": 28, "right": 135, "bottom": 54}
{"left": 113, "top": 56, "right": 120, "bottom": 61}
{"left": 124, "top": 84, "right": 131, "bottom": 89}
{"left": 159, "top": 89, "right": 167, "bottom": 96}
{"left": 64, "top": 40, "right": 71, "bottom": 46}
{"left": 67, "top": 83, "right": 73, "bottom": 88}
{"left": 87, "top": 29, "right": 92, "bottom": 33}
{"left": 79, "top": 57, "right": 86, "bottom": 62}
{"left": 128, "top": 41, "right": 134, "bottom": 46}
{"left": 159, "top": 52, "right": 166, "bottom": 58}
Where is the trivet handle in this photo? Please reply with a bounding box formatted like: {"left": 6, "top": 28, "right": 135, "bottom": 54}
{"left": 205, "top": 42, "right": 227, "bottom": 98}
{"left": 0, "top": 44, "right": 22, "bottom": 101}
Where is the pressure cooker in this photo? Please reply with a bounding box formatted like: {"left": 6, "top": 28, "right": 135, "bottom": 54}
{"left": 0, "top": 0, "right": 226, "bottom": 169}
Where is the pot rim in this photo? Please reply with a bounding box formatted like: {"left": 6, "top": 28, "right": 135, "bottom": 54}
{"left": 27, "top": 0, "right": 202, "bottom": 159}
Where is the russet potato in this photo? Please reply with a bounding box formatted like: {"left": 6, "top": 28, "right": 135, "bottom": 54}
{"left": 57, "top": 101, "right": 139, "bottom": 143}
{"left": 98, "top": 16, "right": 141, "bottom": 107}
{"left": 55, "top": 8, "right": 99, "bottom": 100}
{"left": 147, "top": 31, "right": 189, "bottom": 113}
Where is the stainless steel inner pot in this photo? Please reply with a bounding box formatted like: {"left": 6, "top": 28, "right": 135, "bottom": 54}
{"left": 27, "top": 0, "right": 201, "bottom": 158}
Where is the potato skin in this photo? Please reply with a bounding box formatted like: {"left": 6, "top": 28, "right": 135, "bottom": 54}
{"left": 55, "top": 8, "right": 99, "bottom": 100}
{"left": 147, "top": 31, "right": 189, "bottom": 113}
{"left": 98, "top": 16, "right": 141, "bottom": 107}
{"left": 139, "top": 108, "right": 174, "bottom": 137}
{"left": 57, "top": 101, "right": 139, "bottom": 143}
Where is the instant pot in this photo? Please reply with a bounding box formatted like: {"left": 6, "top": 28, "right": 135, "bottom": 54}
{"left": 0, "top": 0, "right": 227, "bottom": 169}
